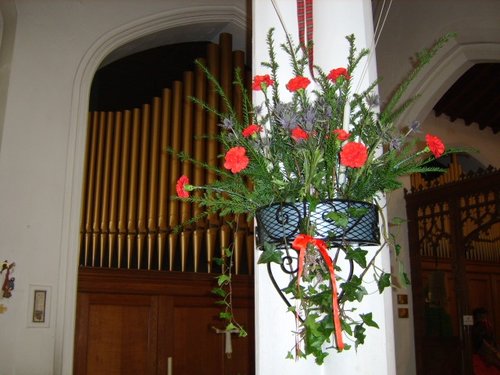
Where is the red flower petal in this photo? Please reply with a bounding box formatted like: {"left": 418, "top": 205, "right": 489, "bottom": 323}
{"left": 286, "top": 76, "right": 311, "bottom": 92}
{"left": 252, "top": 74, "right": 274, "bottom": 91}
{"left": 340, "top": 142, "right": 368, "bottom": 168}
{"left": 333, "top": 129, "right": 350, "bottom": 141}
{"left": 327, "top": 67, "right": 351, "bottom": 82}
{"left": 291, "top": 127, "right": 309, "bottom": 141}
{"left": 224, "top": 146, "right": 249, "bottom": 174}
{"left": 176, "top": 175, "right": 190, "bottom": 198}
{"left": 242, "top": 124, "right": 262, "bottom": 138}
{"left": 425, "top": 134, "right": 445, "bottom": 158}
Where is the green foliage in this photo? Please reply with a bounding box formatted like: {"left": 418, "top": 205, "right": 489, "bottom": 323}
{"left": 212, "top": 240, "right": 247, "bottom": 338}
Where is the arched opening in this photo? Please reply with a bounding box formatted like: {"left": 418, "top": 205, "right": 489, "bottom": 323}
{"left": 58, "top": 5, "right": 253, "bottom": 373}
{"left": 74, "top": 28, "right": 255, "bottom": 375}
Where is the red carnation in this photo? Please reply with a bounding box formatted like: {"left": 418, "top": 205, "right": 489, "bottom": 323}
{"left": 333, "top": 129, "right": 350, "bottom": 141}
{"left": 327, "top": 67, "right": 350, "bottom": 82}
{"left": 425, "top": 134, "right": 445, "bottom": 158}
{"left": 286, "top": 76, "right": 311, "bottom": 92}
{"left": 252, "top": 74, "right": 274, "bottom": 91}
{"left": 242, "top": 124, "right": 262, "bottom": 138}
{"left": 291, "top": 127, "right": 309, "bottom": 141}
{"left": 176, "top": 175, "right": 190, "bottom": 198}
{"left": 224, "top": 146, "right": 249, "bottom": 174}
{"left": 340, "top": 142, "right": 368, "bottom": 168}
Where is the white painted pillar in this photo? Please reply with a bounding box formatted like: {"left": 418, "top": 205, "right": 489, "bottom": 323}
{"left": 252, "top": 1, "right": 396, "bottom": 374}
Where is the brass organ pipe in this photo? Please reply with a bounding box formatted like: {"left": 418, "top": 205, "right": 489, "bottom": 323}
{"left": 83, "top": 112, "right": 99, "bottom": 266}
{"left": 138, "top": 104, "right": 151, "bottom": 233}
{"left": 100, "top": 111, "right": 115, "bottom": 267}
{"left": 168, "top": 81, "right": 183, "bottom": 270}
{"left": 193, "top": 59, "right": 207, "bottom": 272}
{"left": 117, "top": 110, "right": 132, "bottom": 268}
{"left": 205, "top": 44, "right": 221, "bottom": 270}
{"left": 79, "top": 114, "right": 92, "bottom": 265}
{"left": 80, "top": 34, "right": 257, "bottom": 276}
{"left": 127, "top": 108, "right": 142, "bottom": 269}
{"left": 219, "top": 33, "right": 233, "bottom": 115}
{"left": 158, "top": 88, "right": 172, "bottom": 270}
{"left": 108, "top": 111, "right": 123, "bottom": 268}
{"left": 206, "top": 43, "right": 220, "bottom": 187}
{"left": 148, "top": 97, "right": 162, "bottom": 270}
{"left": 232, "top": 50, "right": 245, "bottom": 123}
{"left": 181, "top": 71, "right": 194, "bottom": 272}
{"left": 232, "top": 50, "right": 249, "bottom": 275}
{"left": 233, "top": 223, "right": 244, "bottom": 275}
{"left": 247, "top": 233, "right": 254, "bottom": 275}
{"left": 92, "top": 112, "right": 108, "bottom": 266}
{"left": 137, "top": 104, "right": 151, "bottom": 269}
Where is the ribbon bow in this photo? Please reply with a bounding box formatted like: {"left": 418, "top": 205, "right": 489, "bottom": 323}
{"left": 291, "top": 234, "right": 344, "bottom": 351}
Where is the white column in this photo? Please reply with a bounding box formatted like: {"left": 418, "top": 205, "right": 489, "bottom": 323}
{"left": 252, "top": 1, "right": 396, "bottom": 374}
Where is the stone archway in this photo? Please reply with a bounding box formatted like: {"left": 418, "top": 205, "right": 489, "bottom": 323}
{"left": 57, "top": 5, "right": 247, "bottom": 373}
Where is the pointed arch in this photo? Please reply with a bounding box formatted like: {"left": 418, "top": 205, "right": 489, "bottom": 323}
{"left": 54, "top": 6, "right": 246, "bottom": 374}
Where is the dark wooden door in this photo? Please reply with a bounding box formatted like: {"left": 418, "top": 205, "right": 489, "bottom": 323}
{"left": 74, "top": 268, "right": 254, "bottom": 375}
{"left": 167, "top": 296, "right": 253, "bottom": 374}
{"left": 74, "top": 293, "right": 159, "bottom": 375}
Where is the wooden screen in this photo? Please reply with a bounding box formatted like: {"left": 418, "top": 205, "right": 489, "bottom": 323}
{"left": 405, "top": 158, "right": 500, "bottom": 375}
{"left": 79, "top": 33, "right": 254, "bottom": 275}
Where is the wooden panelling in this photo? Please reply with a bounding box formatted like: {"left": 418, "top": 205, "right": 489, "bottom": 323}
{"left": 74, "top": 268, "right": 254, "bottom": 375}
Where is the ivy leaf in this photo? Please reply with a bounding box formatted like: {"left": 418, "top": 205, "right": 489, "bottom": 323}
{"left": 340, "top": 276, "right": 368, "bottom": 303}
{"left": 360, "top": 312, "right": 379, "bottom": 329}
{"left": 325, "top": 211, "right": 349, "bottom": 228}
{"left": 341, "top": 319, "right": 353, "bottom": 336}
{"left": 257, "top": 243, "right": 283, "bottom": 264}
{"left": 394, "top": 243, "right": 402, "bottom": 256}
{"left": 390, "top": 216, "right": 406, "bottom": 225}
{"left": 217, "top": 274, "right": 231, "bottom": 286}
{"left": 354, "top": 324, "right": 366, "bottom": 348}
{"left": 402, "top": 271, "right": 411, "bottom": 286}
{"left": 347, "top": 207, "right": 369, "bottom": 218}
{"left": 220, "top": 311, "right": 232, "bottom": 320}
{"left": 238, "top": 328, "right": 248, "bottom": 337}
{"left": 224, "top": 247, "right": 233, "bottom": 257}
{"left": 212, "top": 287, "right": 227, "bottom": 297}
{"left": 345, "top": 247, "right": 368, "bottom": 268}
{"left": 213, "top": 257, "right": 224, "bottom": 266}
{"left": 377, "top": 272, "right": 391, "bottom": 293}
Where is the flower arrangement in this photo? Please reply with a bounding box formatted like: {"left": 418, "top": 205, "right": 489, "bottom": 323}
{"left": 173, "top": 28, "right": 458, "bottom": 364}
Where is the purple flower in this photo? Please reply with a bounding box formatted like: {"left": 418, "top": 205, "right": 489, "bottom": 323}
{"left": 219, "top": 118, "right": 234, "bottom": 130}
{"left": 409, "top": 120, "right": 421, "bottom": 133}
{"left": 300, "top": 107, "right": 316, "bottom": 131}
{"left": 274, "top": 102, "right": 298, "bottom": 130}
{"left": 366, "top": 93, "right": 379, "bottom": 107}
{"left": 390, "top": 137, "right": 403, "bottom": 150}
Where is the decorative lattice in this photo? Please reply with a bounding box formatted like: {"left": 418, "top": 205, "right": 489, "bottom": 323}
{"left": 255, "top": 200, "right": 380, "bottom": 247}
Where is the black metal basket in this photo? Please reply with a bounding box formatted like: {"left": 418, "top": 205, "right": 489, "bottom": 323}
{"left": 256, "top": 199, "right": 380, "bottom": 247}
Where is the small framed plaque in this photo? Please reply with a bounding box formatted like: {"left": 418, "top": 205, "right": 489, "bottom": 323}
{"left": 27, "top": 285, "right": 51, "bottom": 328}
{"left": 397, "top": 294, "right": 408, "bottom": 305}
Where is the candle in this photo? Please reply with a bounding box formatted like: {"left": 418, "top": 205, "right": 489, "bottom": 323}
{"left": 342, "top": 99, "right": 351, "bottom": 132}
{"left": 167, "top": 357, "right": 172, "bottom": 375}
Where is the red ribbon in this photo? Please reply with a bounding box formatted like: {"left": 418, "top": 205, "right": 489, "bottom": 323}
{"left": 296, "top": 0, "right": 314, "bottom": 77}
{"left": 291, "top": 234, "right": 345, "bottom": 351}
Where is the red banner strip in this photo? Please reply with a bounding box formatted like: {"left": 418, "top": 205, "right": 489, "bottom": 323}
{"left": 296, "top": 0, "right": 314, "bottom": 77}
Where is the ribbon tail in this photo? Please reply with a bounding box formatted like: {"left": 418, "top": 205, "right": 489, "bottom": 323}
{"left": 305, "top": 0, "right": 314, "bottom": 78}
{"left": 296, "top": 0, "right": 306, "bottom": 49}
{"left": 316, "top": 242, "right": 344, "bottom": 351}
